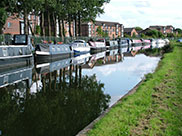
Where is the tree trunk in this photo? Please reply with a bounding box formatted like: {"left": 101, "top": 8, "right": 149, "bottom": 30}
{"left": 40, "top": 12, "right": 45, "bottom": 37}
{"left": 24, "top": 9, "right": 29, "bottom": 35}
{"left": 74, "top": 15, "right": 77, "bottom": 37}
{"left": 68, "top": 14, "right": 72, "bottom": 37}
{"left": 48, "top": 11, "right": 51, "bottom": 37}
{"left": 62, "top": 20, "right": 65, "bottom": 37}
{"left": 53, "top": 13, "right": 57, "bottom": 37}
{"left": 58, "top": 18, "right": 62, "bottom": 38}
{"left": 78, "top": 12, "right": 81, "bottom": 36}
{"left": 28, "top": 21, "right": 34, "bottom": 36}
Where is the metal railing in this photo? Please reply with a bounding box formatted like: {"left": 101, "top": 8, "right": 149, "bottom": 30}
{"left": 0, "top": 34, "right": 111, "bottom": 45}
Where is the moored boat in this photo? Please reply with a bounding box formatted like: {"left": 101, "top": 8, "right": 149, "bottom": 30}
{"left": 131, "top": 39, "right": 143, "bottom": 46}
{"left": 0, "top": 34, "right": 33, "bottom": 70}
{"left": 88, "top": 38, "right": 106, "bottom": 53}
{"left": 164, "top": 38, "right": 170, "bottom": 44}
{"left": 106, "top": 40, "right": 119, "bottom": 50}
{"left": 141, "top": 39, "right": 151, "bottom": 45}
{"left": 70, "top": 40, "right": 90, "bottom": 55}
{"left": 35, "top": 43, "right": 73, "bottom": 63}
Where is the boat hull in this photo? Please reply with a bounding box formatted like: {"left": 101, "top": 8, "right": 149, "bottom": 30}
{"left": 0, "top": 55, "right": 33, "bottom": 71}
{"left": 35, "top": 52, "right": 72, "bottom": 64}
{"left": 90, "top": 47, "right": 106, "bottom": 54}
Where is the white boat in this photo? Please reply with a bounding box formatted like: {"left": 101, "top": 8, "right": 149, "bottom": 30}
{"left": 88, "top": 38, "right": 106, "bottom": 52}
{"left": 70, "top": 40, "right": 90, "bottom": 54}
{"left": 164, "top": 38, "right": 170, "bottom": 44}
{"left": 156, "top": 39, "right": 166, "bottom": 44}
{"left": 106, "top": 40, "right": 119, "bottom": 49}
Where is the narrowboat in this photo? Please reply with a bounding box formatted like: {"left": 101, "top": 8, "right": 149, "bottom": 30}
{"left": 70, "top": 40, "right": 90, "bottom": 55}
{"left": 116, "top": 38, "right": 131, "bottom": 47}
{"left": 150, "top": 39, "right": 158, "bottom": 48}
{"left": 88, "top": 38, "right": 106, "bottom": 53}
{"left": 35, "top": 43, "right": 73, "bottom": 63}
{"left": 131, "top": 39, "right": 143, "bottom": 46}
{"left": 106, "top": 40, "right": 119, "bottom": 50}
{"left": 141, "top": 39, "right": 151, "bottom": 45}
{"left": 0, "top": 34, "right": 33, "bottom": 70}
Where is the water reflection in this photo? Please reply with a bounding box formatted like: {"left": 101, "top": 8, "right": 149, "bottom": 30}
{"left": 0, "top": 43, "right": 164, "bottom": 135}
{"left": 0, "top": 66, "right": 110, "bottom": 136}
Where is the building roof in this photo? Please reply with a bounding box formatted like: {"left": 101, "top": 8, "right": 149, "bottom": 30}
{"left": 149, "top": 25, "right": 165, "bottom": 28}
{"left": 166, "top": 25, "right": 174, "bottom": 29}
{"left": 81, "top": 20, "right": 123, "bottom": 27}
{"left": 124, "top": 28, "right": 135, "bottom": 33}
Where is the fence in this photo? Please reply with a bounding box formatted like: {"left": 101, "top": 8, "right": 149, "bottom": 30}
{"left": 0, "top": 34, "right": 111, "bottom": 45}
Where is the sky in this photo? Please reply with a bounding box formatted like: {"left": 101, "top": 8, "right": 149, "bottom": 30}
{"left": 96, "top": 0, "right": 182, "bottom": 29}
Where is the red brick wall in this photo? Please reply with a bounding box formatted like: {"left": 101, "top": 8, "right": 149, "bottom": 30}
{"left": 3, "top": 16, "right": 21, "bottom": 35}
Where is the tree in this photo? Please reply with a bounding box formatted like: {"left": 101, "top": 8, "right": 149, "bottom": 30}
{"left": 135, "top": 26, "right": 143, "bottom": 31}
{"left": 96, "top": 26, "right": 108, "bottom": 37}
{"left": 140, "top": 33, "right": 146, "bottom": 38}
{"left": 0, "top": 8, "right": 7, "bottom": 34}
{"left": 175, "top": 28, "right": 182, "bottom": 34}
{"left": 0, "top": 0, "right": 17, "bottom": 34}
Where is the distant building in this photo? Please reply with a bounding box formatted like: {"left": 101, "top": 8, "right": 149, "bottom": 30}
{"left": 3, "top": 14, "right": 39, "bottom": 35}
{"left": 149, "top": 25, "right": 175, "bottom": 35}
{"left": 124, "top": 28, "right": 138, "bottom": 37}
{"left": 140, "top": 28, "right": 153, "bottom": 35}
{"left": 81, "top": 21, "right": 124, "bottom": 39}
{"left": 3, "top": 16, "right": 124, "bottom": 39}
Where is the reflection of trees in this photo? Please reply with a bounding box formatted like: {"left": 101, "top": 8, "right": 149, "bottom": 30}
{"left": 0, "top": 66, "right": 110, "bottom": 136}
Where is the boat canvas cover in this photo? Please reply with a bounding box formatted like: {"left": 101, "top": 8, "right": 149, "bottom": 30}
{"left": 37, "top": 44, "right": 50, "bottom": 52}
{"left": 37, "top": 44, "right": 71, "bottom": 55}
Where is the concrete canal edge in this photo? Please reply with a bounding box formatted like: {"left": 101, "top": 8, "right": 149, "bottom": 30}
{"left": 76, "top": 79, "right": 145, "bottom": 136}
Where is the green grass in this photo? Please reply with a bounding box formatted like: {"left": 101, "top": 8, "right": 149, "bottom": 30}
{"left": 87, "top": 42, "right": 182, "bottom": 136}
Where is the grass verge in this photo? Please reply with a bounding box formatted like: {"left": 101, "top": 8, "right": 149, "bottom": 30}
{"left": 87, "top": 42, "right": 182, "bottom": 136}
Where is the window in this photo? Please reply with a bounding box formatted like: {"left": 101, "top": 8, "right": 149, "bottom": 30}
{"left": 8, "top": 22, "right": 12, "bottom": 28}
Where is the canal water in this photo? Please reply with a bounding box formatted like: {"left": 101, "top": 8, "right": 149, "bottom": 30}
{"left": 0, "top": 46, "right": 161, "bottom": 136}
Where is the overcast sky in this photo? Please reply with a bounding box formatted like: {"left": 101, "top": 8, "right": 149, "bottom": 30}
{"left": 96, "top": 0, "right": 182, "bottom": 29}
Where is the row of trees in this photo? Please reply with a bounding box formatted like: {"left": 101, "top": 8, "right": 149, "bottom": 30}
{"left": 125, "top": 26, "right": 182, "bottom": 38}
{"left": 0, "top": 0, "right": 110, "bottom": 37}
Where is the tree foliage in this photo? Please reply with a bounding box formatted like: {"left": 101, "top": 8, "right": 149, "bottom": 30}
{"left": 96, "top": 26, "right": 108, "bottom": 37}
{"left": 0, "top": 0, "right": 110, "bottom": 36}
{"left": 145, "top": 30, "right": 165, "bottom": 38}
{"left": 135, "top": 26, "right": 143, "bottom": 31}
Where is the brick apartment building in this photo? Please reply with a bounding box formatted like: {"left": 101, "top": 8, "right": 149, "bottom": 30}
{"left": 3, "top": 15, "right": 124, "bottom": 39}
{"left": 81, "top": 21, "right": 124, "bottom": 39}
{"left": 3, "top": 14, "right": 39, "bottom": 35}
{"left": 149, "top": 25, "right": 175, "bottom": 35}
{"left": 124, "top": 28, "right": 138, "bottom": 37}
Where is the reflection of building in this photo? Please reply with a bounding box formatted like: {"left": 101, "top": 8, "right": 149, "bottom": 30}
{"left": 81, "top": 21, "right": 124, "bottom": 39}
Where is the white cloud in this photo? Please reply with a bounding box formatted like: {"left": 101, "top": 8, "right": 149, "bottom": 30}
{"left": 97, "top": 0, "right": 182, "bottom": 28}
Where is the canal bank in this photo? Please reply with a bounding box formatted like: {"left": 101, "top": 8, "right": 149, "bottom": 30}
{"left": 79, "top": 42, "right": 182, "bottom": 136}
